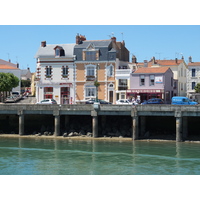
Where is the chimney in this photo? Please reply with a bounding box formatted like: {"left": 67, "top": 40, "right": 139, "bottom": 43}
{"left": 132, "top": 55, "right": 137, "bottom": 63}
{"left": 175, "top": 58, "right": 178, "bottom": 63}
{"left": 189, "top": 56, "right": 192, "bottom": 63}
{"left": 17, "top": 63, "right": 19, "bottom": 68}
{"left": 152, "top": 56, "right": 156, "bottom": 64}
{"left": 76, "top": 34, "right": 86, "bottom": 44}
{"left": 111, "top": 37, "right": 116, "bottom": 43}
{"left": 144, "top": 60, "right": 148, "bottom": 68}
{"left": 41, "top": 41, "right": 46, "bottom": 47}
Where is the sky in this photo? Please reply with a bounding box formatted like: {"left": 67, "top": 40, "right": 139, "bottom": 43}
{"left": 0, "top": 25, "right": 200, "bottom": 73}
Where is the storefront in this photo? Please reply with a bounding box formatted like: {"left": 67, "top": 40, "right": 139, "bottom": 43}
{"left": 126, "top": 89, "right": 164, "bottom": 103}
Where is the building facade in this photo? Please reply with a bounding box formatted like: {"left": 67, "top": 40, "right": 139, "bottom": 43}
{"left": 0, "top": 59, "right": 21, "bottom": 93}
{"left": 127, "top": 67, "right": 174, "bottom": 103}
{"left": 187, "top": 56, "right": 200, "bottom": 97}
{"left": 35, "top": 41, "right": 76, "bottom": 104}
{"left": 74, "top": 34, "right": 129, "bottom": 104}
{"left": 132, "top": 57, "right": 188, "bottom": 97}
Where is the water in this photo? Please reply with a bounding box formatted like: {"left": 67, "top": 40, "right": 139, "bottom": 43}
{"left": 1, "top": 137, "right": 200, "bottom": 175}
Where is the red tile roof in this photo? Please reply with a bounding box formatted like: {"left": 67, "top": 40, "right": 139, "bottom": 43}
{"left": 133, "top": 66, "right": 170, "bottom": 74}
{"left": 188, "top": 62, "right": 200, "bottom": 66}
{"left": 0, "top": 65, "right": 18, "bottom": 70}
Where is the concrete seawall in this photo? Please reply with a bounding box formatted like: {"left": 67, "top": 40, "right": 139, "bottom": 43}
{"left": 0, "top": 104, "right": 200, "bottom": 142}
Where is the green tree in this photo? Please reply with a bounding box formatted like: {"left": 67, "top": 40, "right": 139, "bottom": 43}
{"left": 21, "top": 80, "right": 31, "bottom": 87}
{"left": 194, "top": 83, "right": 200, "bottom": 93}
{"left": 0, "top": 73, "right": 19, "bottom": 102}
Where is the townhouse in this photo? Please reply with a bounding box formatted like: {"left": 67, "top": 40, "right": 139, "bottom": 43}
{"left": 35, "top": 41, "right": 76, "bottom": 104}
{"left": 127, "top": 66, "right": 174, "bottom": 103}
{"left": 187, "top": 56, "right": 200, "bottom": 97}
{"left": 74, "top": 34, "right": 129, "bottom": 104}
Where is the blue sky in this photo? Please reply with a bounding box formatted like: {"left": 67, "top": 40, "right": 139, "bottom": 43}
{"left": 0, "top": 25, "right": 200, "bottom": 72}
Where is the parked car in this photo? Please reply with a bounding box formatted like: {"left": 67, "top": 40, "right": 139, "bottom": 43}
{"left": 116, "top": 99, "right": 132, "bottom": 105}
{"left": 85, "top": 99, "right": 112, "bottom": 104}
{"left": 171, "top": 96, "right": 198, "bottom": 105}
{"left": 4, "top": 96, "right": 17, "bottom": 103}
{"left": 37, "top": 99, "right": 57, "bottom": 104}
{"left": 141, "top": 98, "right": 164, "bottom": 105}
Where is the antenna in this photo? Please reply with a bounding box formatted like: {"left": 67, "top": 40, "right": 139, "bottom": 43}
{"left": 155, "top": 52, "right": 162, "bottom": 60}
{"left": 121, "top": 32, "right": 124, "bottom": 41}
{"left": 111, "top": 32, "right": 114, "bottom": 37}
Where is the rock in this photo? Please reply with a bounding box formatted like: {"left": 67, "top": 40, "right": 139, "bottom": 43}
{"left": 44, "top": 131, "right": 48, "bottom": 136}
{"left": 87, "top": 132, "right": 92, "bottom": 137}
{"left": 68, "top": 132, "right": 74, "bottom": 137}
{"left": 63, "top": 132, "right": 68, "bottom": 137}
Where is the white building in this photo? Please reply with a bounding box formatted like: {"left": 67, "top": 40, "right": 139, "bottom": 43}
{"left": 0, "top": 59, "right": 21, "bottom": 93}
{"left": 35, "top": 41, "right": 76, "bottom": 104}
{"left": 187, "top": 56, "right": 200, "bottom": 97}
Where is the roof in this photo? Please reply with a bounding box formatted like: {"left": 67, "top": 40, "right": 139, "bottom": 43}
{"left": 151, "top": 59, "right": 183, "bottom": 66}
{"left": 0, "top": 65, "right": 19, "bottom": 70}
{"left": 188, "top": 62, "right": 200, "bottom": 66}
{"left": 133, "top": 66, "right": 170, "bottom": 74}
{"left": 0, "top": 59, "right": 17, "bottom": 67}
{"left": 74, "top": 40, "right": 111, "bottom": 49}
{"left": 35, "top": 43, "right": 76, "bottom": 58}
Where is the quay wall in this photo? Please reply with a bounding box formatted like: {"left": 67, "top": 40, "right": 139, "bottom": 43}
{"left": 0, "top": 104, "right": 200, "bottom": 142}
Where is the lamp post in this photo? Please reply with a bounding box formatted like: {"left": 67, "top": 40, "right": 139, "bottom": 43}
{"left": 94, "top": 64, "right": 100, "bottom": 102}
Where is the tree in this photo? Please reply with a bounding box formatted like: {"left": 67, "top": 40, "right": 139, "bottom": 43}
{"left": 194, "top": 83, "right": 200, "bottom": 93}
{"left": 0, "top": 73, "right": 19, "bottom": 102}
{"left": 21, "top": 80, "right": 31, "bottom": 87}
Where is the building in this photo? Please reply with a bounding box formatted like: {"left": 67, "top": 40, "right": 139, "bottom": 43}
{"left": 0, "top": 59, "right": 21, "bottom": 93}
{"left": 187, "top": 56, "right": 200, "bottom": 97}
{"left": 127, "top": 66, "right": 174, "bottom": 103}
{"left": 74, "top": 34, "right": 129, "bottom": 104}
{"left": 21, "top": 67, "right": 32, "bottom": 80}
{"left": 132, "top": 57, "right": 188, "bottom": 96}
{"left": 35, "top": 41, "right": 76, "bottom": 104}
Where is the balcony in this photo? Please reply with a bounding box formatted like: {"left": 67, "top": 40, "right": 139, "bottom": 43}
{"left": 86, "top": 76, "right": 95, "bottom": 81}
{"left": 115, "top": 69, "right": 131, "bottom": 77}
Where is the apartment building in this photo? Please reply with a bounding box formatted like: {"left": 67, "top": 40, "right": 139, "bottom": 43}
{"left": 74, "top": 34, "right": 129, "bottom": 103}
{"left": 35, "top": 41, "right": 76, "bottom": 104}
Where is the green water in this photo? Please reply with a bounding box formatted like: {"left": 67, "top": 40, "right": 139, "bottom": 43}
{"left": 1, "top": 137, "right": 200, "bottom": 175}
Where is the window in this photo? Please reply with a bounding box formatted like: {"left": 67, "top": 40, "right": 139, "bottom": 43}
{"left": 192, "top": 69, "right": 196, "bottom": 77}
{"left": 118, "top": 79, "right": 128, "bottom": 90}
{"left": 86, "top": 51, "right": 96, "bottom": 61}
{"left": 150, "top": 75, "right": 155, "bottom": 86}
{"left": 54, "top": 46, "right": 65, "bottom": 57}
{"left": 107, "top": 65, "right": 114, "bottom": 77}
{"left": 85, "top": 85, "right": 96, "bottom": 97}
{"left": 192, "top": 82, "right": 196, "bottom": 90}
{"left": 86, "top": 65, "right": 95, "bottom": 81}
{"left": 45, "top": 66, "right": 52, "bottom": 77}
{"left": 62, "top": 66, "right": 69, "bottom": 77}
{"left": 140, "top": 75, "right": 145, "bottom": 86}
{"left": 87, "top": 66, "right": 95, "bottom": 76}
{"left": 55, "top": 48, "right": 60, "bottom": 57}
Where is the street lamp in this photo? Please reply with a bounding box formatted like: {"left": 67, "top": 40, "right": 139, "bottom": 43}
{"left": 94, "top": 64, "right": 100, "bottom": 102}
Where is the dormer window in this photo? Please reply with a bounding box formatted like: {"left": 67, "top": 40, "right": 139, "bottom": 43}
{"left": 54, "top": 46, "right": 65, "bottom": 57}
{"left": 55, "top": 48, "right": 60, "bottom": 56}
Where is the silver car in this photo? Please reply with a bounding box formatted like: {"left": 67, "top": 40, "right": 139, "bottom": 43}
{"left": 37, "top": 99, "right": 57, "bottom": 104}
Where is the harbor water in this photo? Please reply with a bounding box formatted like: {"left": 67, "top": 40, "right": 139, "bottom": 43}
{"left": 1, "top": 137, "right": 200, "bottom": 175}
